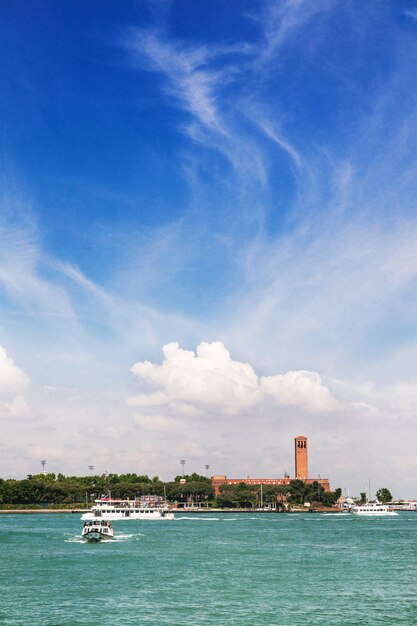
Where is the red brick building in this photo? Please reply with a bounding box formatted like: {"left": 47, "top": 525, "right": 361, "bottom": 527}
{"left": 211, "top": 435, "right": 331, "bottom": 496}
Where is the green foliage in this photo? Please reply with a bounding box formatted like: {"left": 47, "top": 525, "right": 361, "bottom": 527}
{"left": 0, "top": 471, "right": 217, "bottom": 506}
{"left": 286, "top": 480, "right": 340, "bottom": 507}
{"left": 165, "top": 480, "right": 214, "bottom": 503}
{"left": 174, "top": 473, "right": 211, "bottom": 484}
{"left": 288, "top": 479, "right": 313, "bottom": 504}
{"left": 359, "top": 492, "right": 367, "bottom": 504}
{"left": 216, "top": 482, "right": 257, "bottom": 508}
{"left": 375, "top": 487, "right": 392, "bottom": 503}
{"left": 0, "top": 472, "right": 340, "bottom": 509}
{"left": 216, "top": 483, "right": 290, "bottom": 509}
{"left": 320, "top": 490, "right": 339, "bottom": 507}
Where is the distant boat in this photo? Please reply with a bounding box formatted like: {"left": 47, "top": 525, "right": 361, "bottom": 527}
{"left": 81, "top": 495, "right": 175, "bottom": 521}
{"left": 82, "top": 520, "right": 114, "bottom": 542}
{"left": 351, "top": 503, "right": 398, "bottom": 516}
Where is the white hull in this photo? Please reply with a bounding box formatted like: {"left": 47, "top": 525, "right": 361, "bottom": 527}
{"left": 352, "top": 505, "right": 398, "bottom": 516}
{"left": 81, "top": 496, "right": 176, "bottom": 521}
{"left": 81, "top": 510, "right": 175, "bottom": 521}
{"left": 82, "top": 530, "right": 113, "bottom": 542}
{"left": 82, "top": 521, "right": 114, "bottom": 542}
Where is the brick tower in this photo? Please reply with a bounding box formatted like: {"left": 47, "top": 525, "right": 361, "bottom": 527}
{"left": 295, "top": 435, "right": 308, "bottom": 479}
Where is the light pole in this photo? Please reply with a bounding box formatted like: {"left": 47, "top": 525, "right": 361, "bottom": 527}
{"left": 88, "top": 465, "right": 94, "bottom": 476}
{"left": 318, "top": 474, "right": 321, "bottom": 502}
{"left": 180, "top": 459, "right": 185, "bottom": 477}
{"left": 41, "top": 460, "right": 46, "bottom": 475}
{"left": 205, "top": 464, "right": 210, "bottom": 478}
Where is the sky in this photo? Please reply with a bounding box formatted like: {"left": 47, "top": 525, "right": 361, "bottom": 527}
{"left": 1, "top": 0, "right": 417, "bottom": 498}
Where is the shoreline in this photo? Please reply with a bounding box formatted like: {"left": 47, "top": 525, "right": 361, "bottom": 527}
{"left": 0, "top": 507, "right": 341, "bottom": 514}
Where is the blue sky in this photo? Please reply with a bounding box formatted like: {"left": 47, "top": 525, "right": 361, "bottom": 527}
{"left": 1, "top": 1, "right": 417, "bottom": 497}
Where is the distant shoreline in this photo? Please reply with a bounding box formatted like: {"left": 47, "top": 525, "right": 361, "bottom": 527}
{"left": 0, "top": 507, "right": 341, "bottom": 515}
{"left": 0, "top": 509, "right": 87, "bottom": 514}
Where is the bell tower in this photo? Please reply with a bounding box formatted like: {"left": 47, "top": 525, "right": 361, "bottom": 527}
{"left": 295, "top": 435, "right": 308, "bottom": 479}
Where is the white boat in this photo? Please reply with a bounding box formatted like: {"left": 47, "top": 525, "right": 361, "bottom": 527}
{"left": 351, "top": 503, "right": 398, "bottom": 516}
{"left": 81, "top": 496, "right": 175, "bottom": 521}
{"left": 82, "top": 520, "right": 114, "bottom": 542}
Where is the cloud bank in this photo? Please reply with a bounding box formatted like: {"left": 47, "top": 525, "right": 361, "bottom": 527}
{"left": 0, "top": 346, "right": 30, "bottom": 418}
{"left": 129, "top": 341, "right": 337, "bottom": 418}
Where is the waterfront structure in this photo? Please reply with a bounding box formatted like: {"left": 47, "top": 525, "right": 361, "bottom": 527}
{"left": 295, "top": 435, "right": 308, "bottom": 479}
{"left": 81, "top": 495, "right": 175, "bottom": 521}
{"left": 211, "top": 436, "right": 330, "bottom": 495}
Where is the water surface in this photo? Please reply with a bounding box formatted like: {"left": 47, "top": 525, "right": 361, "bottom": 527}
{"left": 0, "top": 512, "right": 416, "bottom": 625}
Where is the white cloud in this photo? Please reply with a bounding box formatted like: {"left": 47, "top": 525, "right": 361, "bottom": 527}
{"left": 2, "top": 396, "right": 30, "bottom": 417}
{"left": 256, "top": 0, "right": 336, "bottom": 63}
{"left": 0, "top": 345, "right": 29, "bottom": 392}
{"left": 123, "top": 27, "right": 271, "bottom": 184}
{"left": 133, "top": 414, "right": 184, "bottom": 431}
{"left": 130, "top": 341, "right": 336, "bottom": 416}
{"left": 125, "top": 29, "right": 227, "bottom": 133}
{"left": 261, "top": 370, "right": 337, "bottom": 412}
{"left": 0, "top": 346, "right": 30, "bottom": 418}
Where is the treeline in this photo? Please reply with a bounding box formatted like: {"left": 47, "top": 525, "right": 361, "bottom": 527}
{"left": 217, "top": 480, "right": 341, "bottom": 508}
{"left": 0, "top": 473, "right": 341, "bottom": 508}
{"left": 0, "top": 472, "right": 214, "bottom": 506}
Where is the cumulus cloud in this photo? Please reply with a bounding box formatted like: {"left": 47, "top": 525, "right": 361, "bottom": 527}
{"left": 261, "top": 370, "right": 337, "bottom": 412}
{"left": 0, "top": 346, "right": 30, "bottom": 418}
{"left": 0, "top": 345, "right": 29, "bottom": 391}
{"left": 129, "top": 341, "right": 337, "bottom": 418}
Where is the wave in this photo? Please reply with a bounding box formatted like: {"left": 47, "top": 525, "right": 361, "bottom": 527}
{"left": 175, "top": 516, "right": 220, "bottom": 521}
{"left": 64, "top": 532, "right": 144, "bottom": 543}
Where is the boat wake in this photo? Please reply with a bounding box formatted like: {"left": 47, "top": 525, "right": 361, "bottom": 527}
{"left": 64, "top": 532, "right": 144, "bottom": 543}
{"left": 114, "top": 533, "right": 145, "bottom": 541}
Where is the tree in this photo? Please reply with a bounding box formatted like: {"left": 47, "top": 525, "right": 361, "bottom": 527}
{"left": 359, "top": 492, "right": 367, "bottom": 504}
{"left": 320, "top": 490, "right": 339, "bottom": 507}
{"left": 288, "top": 480, "right": 310, "bottom": 504}
{"left": 174, "top": 473, "right": 210, "bottom": 484}
{"left": 216, "top": 483, "right": 256, "bottom": 508}
{"left": 376, "top": 487, "right": 392, "bottom": 503}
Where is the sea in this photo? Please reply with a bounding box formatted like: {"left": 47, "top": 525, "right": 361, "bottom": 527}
{"left": 0, "top": 511, "right": 416, "bottom": 625}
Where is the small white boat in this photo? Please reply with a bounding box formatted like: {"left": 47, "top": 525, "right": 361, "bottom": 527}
{"left": 82, "top": 520, "right": 114, "bottom": 542}
{"left": 81, "top": 495, "right": 175, "bottom": 521}
{"left": 351, "top": 503, "right": 398, "bottom": 516}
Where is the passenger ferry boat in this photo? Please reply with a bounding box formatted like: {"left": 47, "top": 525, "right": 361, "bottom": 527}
{"left": 82, "top": 520, "right": 114, "bottom": 542}
{"left": 81, "top": 495, "right": 175, "bottom": 521}
{"left": 351, "top": 503, "right": 398, "bottom": 516}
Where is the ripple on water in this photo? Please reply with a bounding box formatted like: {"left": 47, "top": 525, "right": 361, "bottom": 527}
{"left": 0, "top": 512, "right": 415, "bottom": 625}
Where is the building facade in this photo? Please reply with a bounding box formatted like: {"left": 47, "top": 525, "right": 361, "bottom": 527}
{"left": 295, "top": 435, "right": 308, "bottom": 479}
{"left": 211, "top": 435, "right": 330, "bottom": 496}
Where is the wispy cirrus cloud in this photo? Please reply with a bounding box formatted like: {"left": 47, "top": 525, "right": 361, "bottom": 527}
{"left": 255, "top": 0, "right": 336, "bottom": 63}
{"left": 0, "top": 211, "right": 75, "bottom": 321}
{"left": 124, "top": 28, "right": 234, "bottom": 133}
{"left": 2, "top": 1, "right": 417, "bottom": 497}
{"left": 122, "top": 26, "right": 290, "bottom": 184}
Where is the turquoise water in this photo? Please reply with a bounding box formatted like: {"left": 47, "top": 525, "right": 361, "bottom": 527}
{"left": 0, "top": 512, "right": 416, "bottom": 625}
